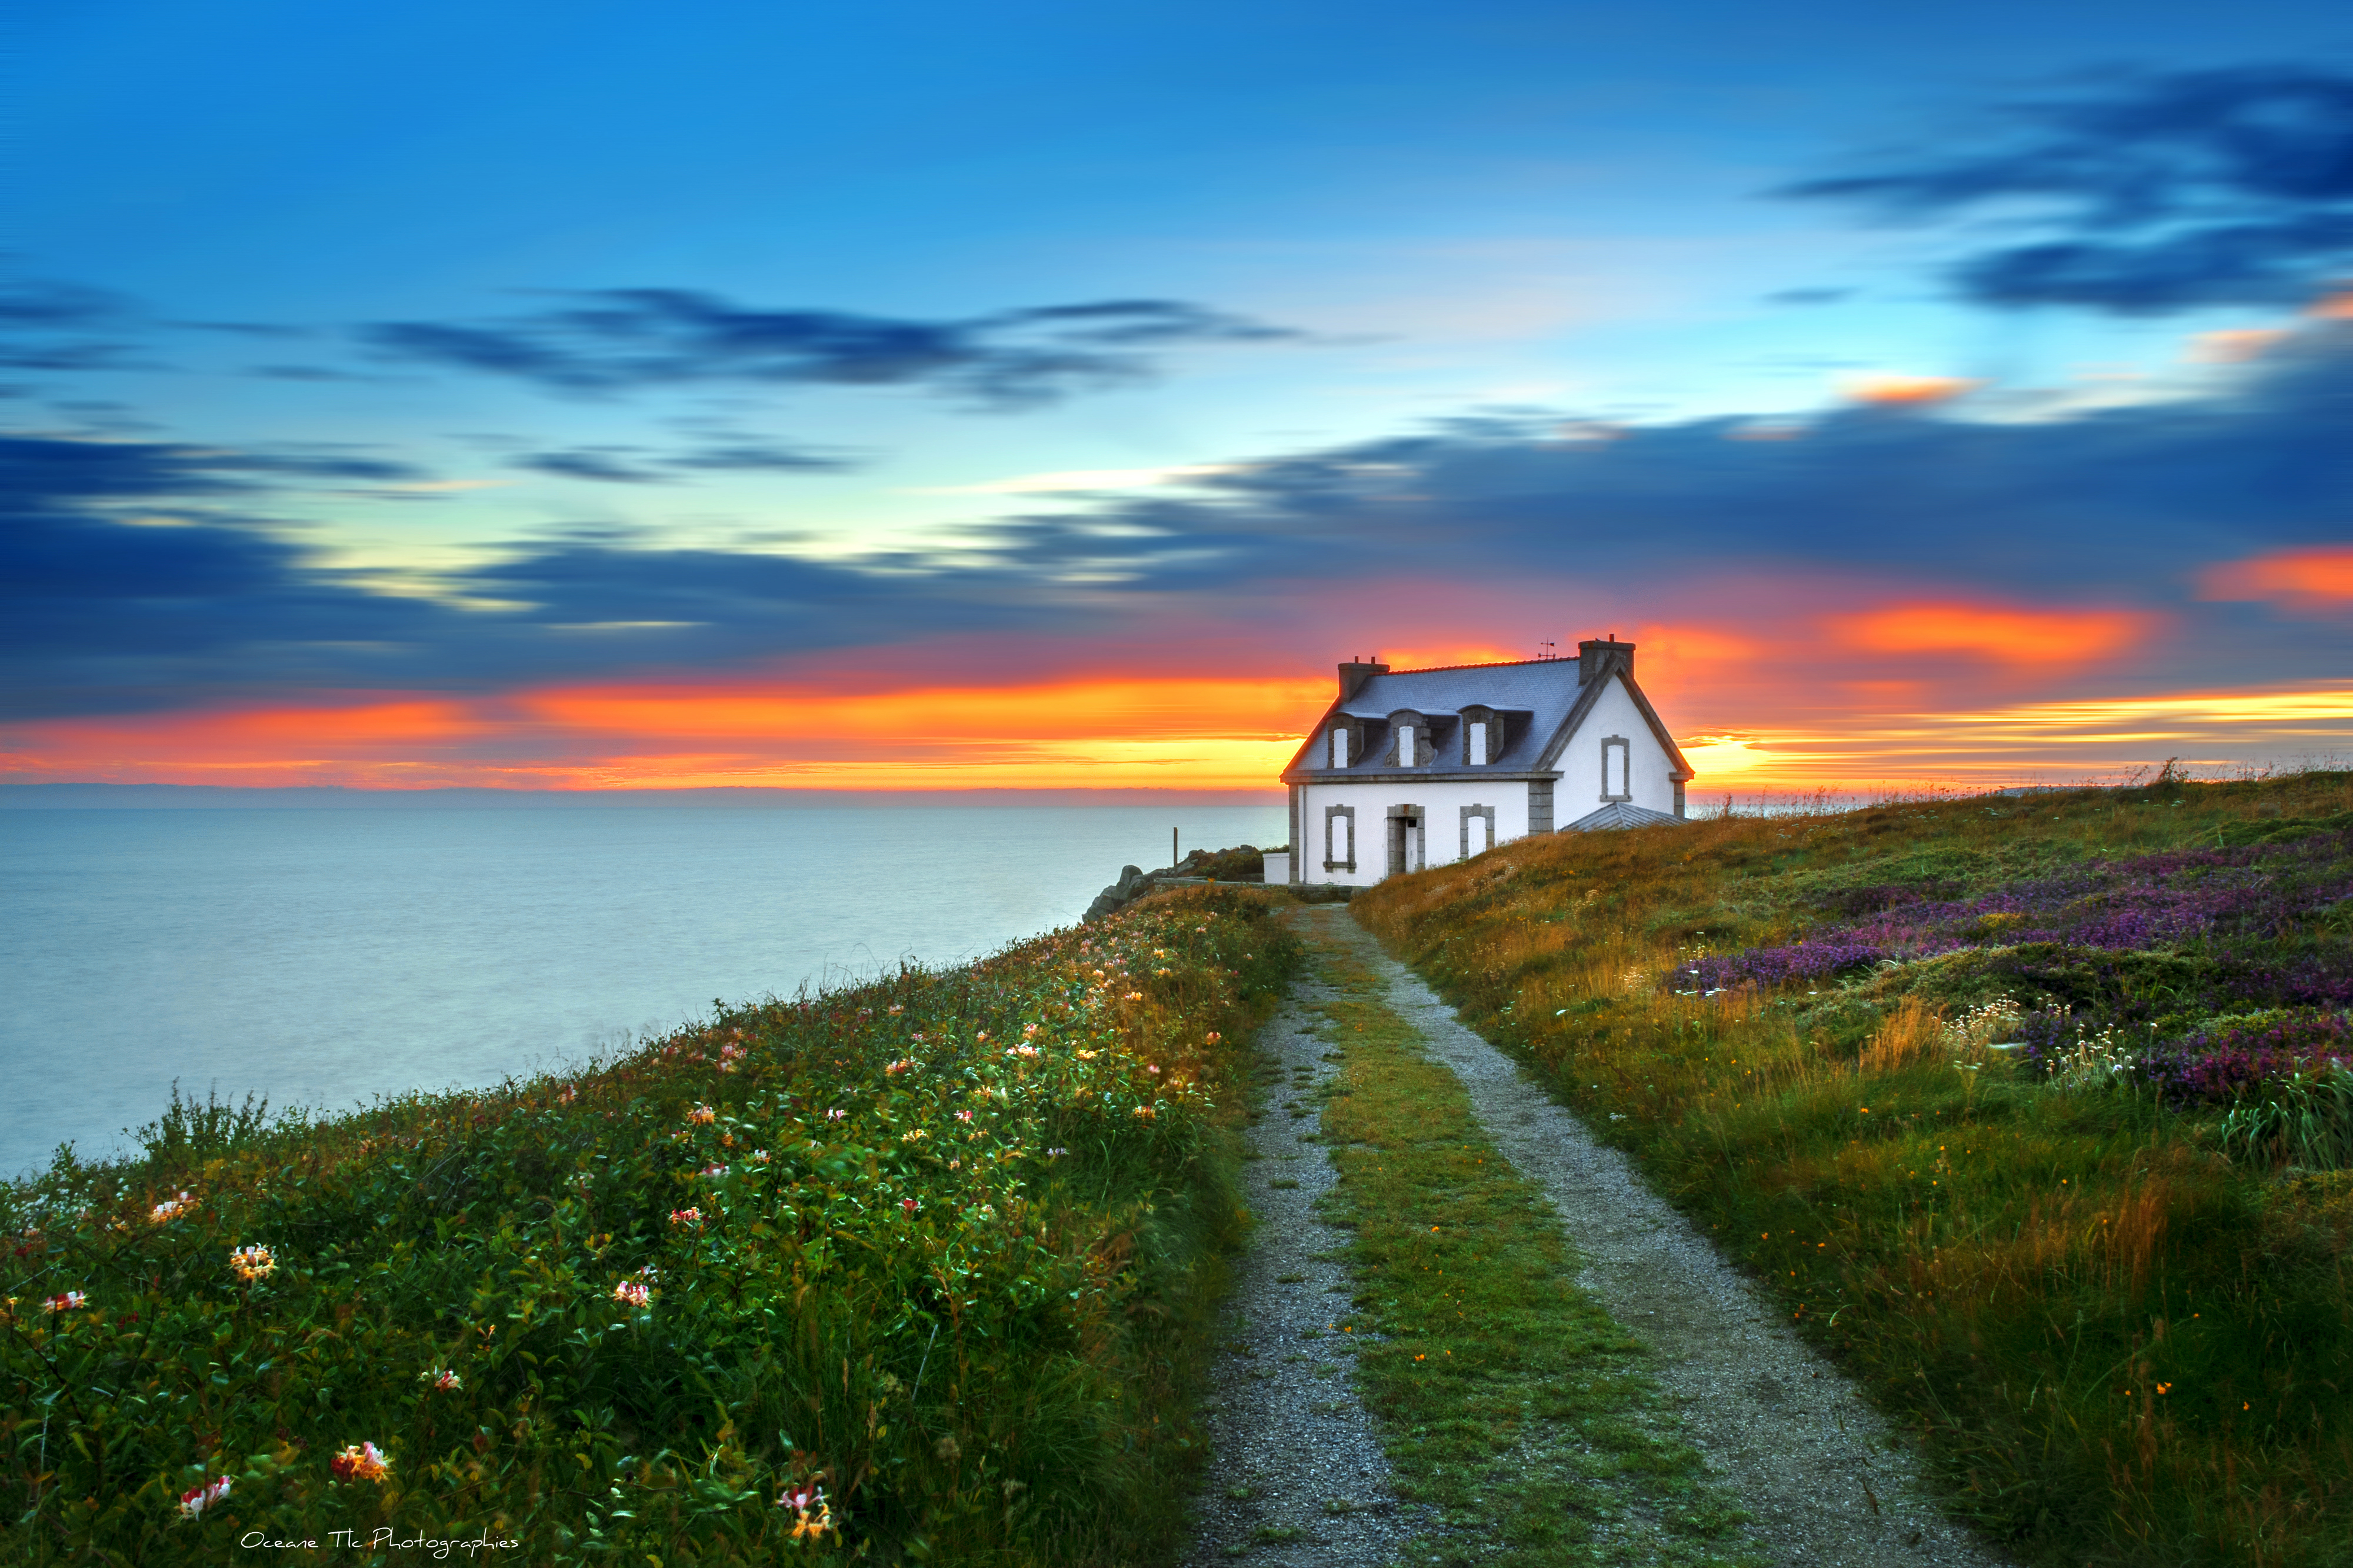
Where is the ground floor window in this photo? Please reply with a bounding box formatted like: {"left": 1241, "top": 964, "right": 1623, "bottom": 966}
{"left": 1324, "top": 805, "right": 1356, "bottom": 870}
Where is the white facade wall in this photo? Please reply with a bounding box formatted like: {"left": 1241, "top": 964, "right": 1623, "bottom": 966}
{"left": 1295, "top": 778, "right": 1535, "bottom": 887}
{"left": 1560, "top": 678, "right": 1680, "bottom": 818}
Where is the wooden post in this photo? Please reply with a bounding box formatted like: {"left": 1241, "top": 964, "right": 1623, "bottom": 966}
{"left": 1172, "top": 826, "right": 1179, "bottom": 870}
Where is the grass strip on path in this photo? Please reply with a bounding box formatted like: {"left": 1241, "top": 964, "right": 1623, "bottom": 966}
{"left": 1297, "top": 915, "right": 1764, "bottom": 1568}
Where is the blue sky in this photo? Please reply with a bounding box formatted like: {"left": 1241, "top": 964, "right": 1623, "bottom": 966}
{"left": 7, "top": 2, "right": 2352, "bottom": 789}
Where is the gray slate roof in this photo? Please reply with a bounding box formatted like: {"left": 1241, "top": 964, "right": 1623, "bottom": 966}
{"left": 1321, "top": 659, "right": 1579, "bottom": 773}
{"left": 1279, "top": 653, "right": 1694, "bottom": 786}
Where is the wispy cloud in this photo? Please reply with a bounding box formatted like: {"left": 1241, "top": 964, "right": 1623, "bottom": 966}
{"left": 361, "top": 291, "right": 1304, "bottom": 409}
{"left": 1779, "top": 65, "right": 2353, "bottom": 313}
{"left": 910, "top": 463, "right": 1245, "bottom": 495}
{"left": 512, "top": 440, "right": 856, "bottom": 483}
{"left": 510, "top": 448, "right": 663, "bottom": 483}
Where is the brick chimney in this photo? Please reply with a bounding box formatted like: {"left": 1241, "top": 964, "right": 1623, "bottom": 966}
{"left": 1338, "top": 659, "right": 1389, "bottom": 702}
{"left": 1577, "top": 638, "right": 1634, "bottom": 686}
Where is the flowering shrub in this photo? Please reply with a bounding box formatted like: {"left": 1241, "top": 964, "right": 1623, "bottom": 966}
{"left": 177, "top": 1477, "right": 231, "bottom": 1519}
{"left": 0, "top": 885, "right": 1295, "bottom": 1564}
{"left": 2139, "top": 1010, "right": 2353, "bottom": 1107}
{"left": 329, "top": 1442, "right": 391, "bottom": 1483}
{"left": 1677, "top": 830, "right": 2353, "bottom": 997}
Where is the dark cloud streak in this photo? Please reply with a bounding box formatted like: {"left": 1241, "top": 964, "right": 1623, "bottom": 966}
{"left": 360, "top": 291, "right": 1304, "bottom": 408}
{"left": 1781, "top": 65, "right": 2353, "bottom": 313}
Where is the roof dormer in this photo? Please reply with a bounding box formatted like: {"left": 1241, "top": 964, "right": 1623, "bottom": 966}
{"left": 1385, "top": 709, "right": 1433, "bottom": 767}
{"left": 1324, "top": 712, "right": 1372, "bottom": 770}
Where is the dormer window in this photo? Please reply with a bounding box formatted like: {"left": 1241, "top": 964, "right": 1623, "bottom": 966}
{"left": 1385, "top": 710, "right": 1429, "bottom": 768}
{"left": 1329, "top": 726, "right": 1349, "bottom": 768}
{"left": 1460, "top": 705, "right": 1511, "bottom": 766}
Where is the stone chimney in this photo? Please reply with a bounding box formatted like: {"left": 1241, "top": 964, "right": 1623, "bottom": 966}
{"left": 1338, "top": 659, "right": 1389, "bottom": 702}
{"left": 1577, "top": 638, "right": 1634, "bottom": 686}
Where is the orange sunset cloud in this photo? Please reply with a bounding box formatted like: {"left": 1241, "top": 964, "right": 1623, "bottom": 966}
{"left": 2200, "top": 546, "right": 2353, "bottom": 610}
{"left": 1824, "top": 602, "right": 2155, "bottom": 666}
{"left": 1845, "top": 375, "right": 1979, "bottom": 406}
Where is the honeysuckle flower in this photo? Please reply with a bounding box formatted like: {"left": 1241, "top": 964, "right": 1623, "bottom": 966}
{"left": 43, "top": 1290, "right": 87, "bottom": 1312}
{"left": 975, "top": 1032, "right": 990, "bottom": 1042}
{"left": 826, "top": 1108, "right": 846, "bottom": 1122}
{"left": 886, "top": 1059, "right": 913, "bottom": 1076}
{"left": 751, "top": 1148, "right": 770, "bottom": 1162}
{"left": 699, "top": 1165, "right": 727, "bottom": 1177}
{"left": 887, "top": 1003, "right": 904, "bottom": 1015}
{"left": 228, "top": 1245, "right": 276, "bottom": 1283}
{"left": 1146, "top": 1064, "right": 1161, "bottom": 1075}
{"left": 1011, "top": 1044, "right": 1039, "bottom": 1059}
{"left": 1022, "top": 1023, "right": 1040, "bottom": 1037}
{"left": 669, "top": 1207, "right": 703, "bottom": 1227}
{"left": 1046, "top": 1147, "right": 1069, "bottom": 1158}
{"left": 150, "top": 1191, "right": 195, "bottom": 1223}
{"left": 901, "top": 1197, "right": 919, "bottom": 1213}
{"left": 329, "top": 1442, "right": 391, "bottom": 1483}
{"left": 1205, "top": 1032, "right": 1222, "bottom": 1045}
{"left": 1132, "top": 1106, "right": 1156, "bottom": 1120}
{"left": 688, "top": 1105, "right": 716, "bottom": 1125}
{"left": 418, "top": 1369, "right": 462, "bottom": 1390}
{"left": 1076, "top": 1050, "right": 1098, "bottom": 1062}
{"left": 899, "top": 1129, "right": 928, "bottom": 1143}
{"left": 778, "top": 1483, "right": 819, "bottom": 1512}
{"left": 1124, "top": 992, "right": 1144, "bottom": 1002}
{"left": 612, "top": 1280, "right": 653, "bottom": 1308}
{"left": 955, "top": 1109, "right": 973, "bottom": 1122}
{"left": 178, "top": 1476, "right": 232, "bottom": 1518}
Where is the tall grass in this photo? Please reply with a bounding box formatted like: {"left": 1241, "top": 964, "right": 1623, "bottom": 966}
{"left": 1, "top": 884, "right": 1298, "bottom": 1566}
{"left": 1358, "top": 772, "right": 2353, "bottom": 1567}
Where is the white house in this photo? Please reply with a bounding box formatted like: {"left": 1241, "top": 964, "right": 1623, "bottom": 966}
{"left": 1278, "top": 639, "right": 1695, "bottom": 887}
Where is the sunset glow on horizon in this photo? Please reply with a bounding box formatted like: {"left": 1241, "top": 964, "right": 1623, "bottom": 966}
{"left": 9, "top": 654, "right": 2349, "bottom": 795}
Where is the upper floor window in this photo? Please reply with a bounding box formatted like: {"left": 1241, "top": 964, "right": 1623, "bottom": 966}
{"left": 1329, "top": 726, "right": 1350, "bottom": 768}
{"left": 1468, "top": 720, "right": 1489, "bottom": 766}
{"left": 1601, "top": 736, "right": 1631, "bottom": 800}
{"left": 1400, "top": 725, "right": 1419, "bottom": 766}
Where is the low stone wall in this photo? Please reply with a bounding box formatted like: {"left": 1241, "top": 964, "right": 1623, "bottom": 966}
{"left": 1082, "top": 848, "right": 1332, "bottom": 922}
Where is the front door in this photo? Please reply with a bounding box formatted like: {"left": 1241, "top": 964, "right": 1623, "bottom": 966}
{"left": 1387, "top": 813, "right": 1421, "bottom": 878}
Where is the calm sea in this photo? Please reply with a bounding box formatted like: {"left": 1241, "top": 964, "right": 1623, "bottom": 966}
{"left": 0, "top": 805, "right": 1288, "bottom": 1180}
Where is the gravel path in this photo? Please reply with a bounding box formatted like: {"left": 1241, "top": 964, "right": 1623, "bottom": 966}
{"left": 1315, "top": 908, "right": 2011, "bottom": 1568}
{"left": 1185, "top": 960, "right": 1429, "bottom": 1567}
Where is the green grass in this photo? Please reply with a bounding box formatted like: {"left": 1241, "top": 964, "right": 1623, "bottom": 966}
{"left": 1, "top": 885, "right": 1299, "bottom": 1566}
{"left": 1356, "top": 772, "right": 2353, "bottom": 1568}
{"left": 1300, "top": 926, "right": 1761, "bottom": 1567}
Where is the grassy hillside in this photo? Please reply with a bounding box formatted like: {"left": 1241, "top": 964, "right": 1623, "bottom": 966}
{"left": 1355, "top": 773, "right": 2353, "bottom": 1568}
{"left": 1, "top": 885, "right": 1298, "bottom": 1566}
